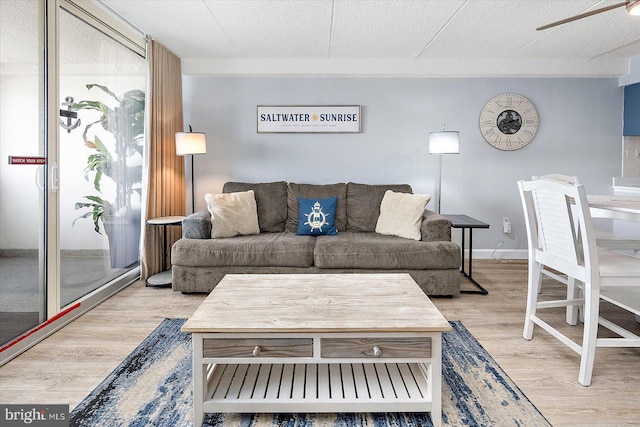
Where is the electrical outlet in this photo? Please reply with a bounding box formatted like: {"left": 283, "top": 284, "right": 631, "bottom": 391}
{"left": 503, "top": 217, "right": 511, "bottom": 234}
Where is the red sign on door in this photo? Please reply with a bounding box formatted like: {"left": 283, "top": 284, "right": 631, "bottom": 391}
{"left": 8, "top": 156, "right": 46, "bottom": 165}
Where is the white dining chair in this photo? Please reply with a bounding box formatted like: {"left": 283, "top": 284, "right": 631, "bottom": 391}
{"left": 532, "top": 173, "right": 640, "bottom": 322}
{"left": 530, "top": 175, "right": 581, "bottom": 324}
{"left": 518, "top": 178, "right": 640, "bottom": 386}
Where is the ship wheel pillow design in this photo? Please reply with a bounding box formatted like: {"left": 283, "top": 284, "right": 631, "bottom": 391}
{"left": 296, "top": 196, "right": 338, "bottom": 236}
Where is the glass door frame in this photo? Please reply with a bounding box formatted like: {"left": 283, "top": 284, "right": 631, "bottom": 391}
{"left": 47, "top": 0, "right": 60, "bottom": 318}
{"left": 0, "top": 0, "right": 146, "bottom": 366}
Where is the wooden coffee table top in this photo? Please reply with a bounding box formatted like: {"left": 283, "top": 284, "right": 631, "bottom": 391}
{"left": 182, "top": 273, "right": 451, "bottom": 333}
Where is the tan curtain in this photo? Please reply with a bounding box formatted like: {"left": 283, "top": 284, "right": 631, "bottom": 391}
{"left": 141, "top": 39, "right": 185, "bottom": 281}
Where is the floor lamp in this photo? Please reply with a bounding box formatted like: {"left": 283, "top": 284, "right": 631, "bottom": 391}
{"left": 175, "top": 125, "right": 207, "bottom": 214}
{"left": 428, "top": 126, "right": 459, "bottom": 214}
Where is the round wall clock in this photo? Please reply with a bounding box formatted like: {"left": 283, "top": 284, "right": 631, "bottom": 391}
{"left": 480, "top": 93, "right": 539, "bottom": 151}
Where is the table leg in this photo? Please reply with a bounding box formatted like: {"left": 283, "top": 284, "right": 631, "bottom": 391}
{"left": 146, "top": 224, "right": 173, "bottom": 287}
{"left": 162, "top": 224, "right": 167, "bottom": 271}
{"left": 193, "top": 333, "right": 205, "bottom": 426}
{"left": 460, "top": 227, "right": 466, "bottom": 276}
{"left": 430, "top": 333, "right": 443, "bottom": 427}
{"left": 468, "top": 228, "right": 474, "bottom": 278}
{"left": 460, "top": 228, "right": 489, "bottom": 295}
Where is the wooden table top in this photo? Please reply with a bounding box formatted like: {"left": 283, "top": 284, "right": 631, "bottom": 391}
{"left": 182, "top": 274, "right": 451, "bottom": 334}
{"left": 588, "top": 195, "right": 640, "bottom": 212}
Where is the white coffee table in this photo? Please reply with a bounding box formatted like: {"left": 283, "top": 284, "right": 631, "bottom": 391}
{"left": 182, "top": 273, "right": 451, "bottom": 426}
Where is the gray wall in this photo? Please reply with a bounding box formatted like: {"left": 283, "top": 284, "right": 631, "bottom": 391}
{"left": 182, "top": 76, "right": 623, "bottom": 257}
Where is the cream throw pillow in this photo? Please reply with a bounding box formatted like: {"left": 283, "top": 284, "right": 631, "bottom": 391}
{"left": 375, "top": 190, "right": 431, "bottom": 241}
{"left": 204, "top": 190, "right": 260, "bottom": 238}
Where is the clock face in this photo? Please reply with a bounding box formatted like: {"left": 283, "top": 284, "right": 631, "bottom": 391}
{"left": 480, "top": 93, "right": 539, "bottom": 151}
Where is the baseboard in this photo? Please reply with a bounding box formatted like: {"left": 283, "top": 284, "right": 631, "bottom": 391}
{"left": 0, "top": 249, "right": 110, "bottom": 257}
{"left": 0, "top": 249, "right": 39, "bottom": 257}
{"left": 469, "top": 249, "right": 528, "bottom": 260}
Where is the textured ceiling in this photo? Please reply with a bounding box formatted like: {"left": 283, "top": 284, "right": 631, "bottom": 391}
{"left": 3, "top": 0, "right": 640, "bottom": 77}
{"left": 103, "top": 0, "right": 640, "bottom": 77}
{"left": 101, "top": 0, "right": 640, "bottom": 77}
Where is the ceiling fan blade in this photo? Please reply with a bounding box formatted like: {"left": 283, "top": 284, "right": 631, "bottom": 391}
{"left": 536, "top": 1, "right": 627, "bottom": 30}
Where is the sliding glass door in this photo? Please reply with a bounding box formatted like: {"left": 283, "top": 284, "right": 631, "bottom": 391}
{"left": 0, "top": 0, "right": 146, "bottom": 362}
{"left": 0, "top": 0, "right": 46, "bottom": 346}
{"left": 58, "top": 7, "right": 145, "bottom": 307}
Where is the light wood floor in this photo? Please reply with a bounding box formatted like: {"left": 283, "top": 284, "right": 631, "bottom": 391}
{"left": 1, "top": 260, "right": 639, "bottom": 426}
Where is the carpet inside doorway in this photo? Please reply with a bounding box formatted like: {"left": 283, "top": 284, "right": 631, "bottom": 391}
{"left": 0, "top": 311, "right": 39, "bottom": 345}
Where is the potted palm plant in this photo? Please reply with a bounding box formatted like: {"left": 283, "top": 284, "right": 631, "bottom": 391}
{"left": 72, "top": 84, "right": 145, "bottom": 268}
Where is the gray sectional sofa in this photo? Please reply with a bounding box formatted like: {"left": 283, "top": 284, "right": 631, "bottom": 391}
{"left": 171, "top": 181, "right": 462, "bottom": 296}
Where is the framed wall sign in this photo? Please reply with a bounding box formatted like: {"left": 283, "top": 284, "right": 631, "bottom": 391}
{"left": 257, "top": 105, "right": 361, "bottom": 133}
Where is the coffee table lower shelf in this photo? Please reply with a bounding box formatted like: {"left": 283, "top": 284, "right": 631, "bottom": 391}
{"left": 203, "top": 362, "right": 433, "bottom": 413}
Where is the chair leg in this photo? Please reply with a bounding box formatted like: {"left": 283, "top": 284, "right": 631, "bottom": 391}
{"left": 537, "top": 269, "right": 543, "bottom": 294}
{"left": 579, "top": 285, "right": 585, "bottom": 324}
{"left": 566, "top": 276, "right": 579, "bottom": 326}
{"left": 578, "top": 281, "right": 599, "bottom": 387}
{"left": 523, "top": 260, "right": 541, "bottom": 340}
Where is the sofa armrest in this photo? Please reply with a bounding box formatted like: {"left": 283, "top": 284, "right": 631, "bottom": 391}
{"left": 182, "top": 210, "right": 211, "bottom": 239}
{"left": 420, "top": 210, "right": 452, "bottom": 242}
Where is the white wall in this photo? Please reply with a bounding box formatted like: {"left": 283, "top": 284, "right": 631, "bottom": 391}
{"left": 183, "top": 76, "right": 623, "bottom": 257}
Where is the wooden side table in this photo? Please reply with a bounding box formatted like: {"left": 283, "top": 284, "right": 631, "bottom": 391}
{"left": 146, "top": 216, "right": 185, "bottom": 287}
{"left": 442, "top": 214, "right": 490, "bottom": 295}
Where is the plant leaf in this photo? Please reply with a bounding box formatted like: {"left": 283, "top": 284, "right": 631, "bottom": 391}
{"left": 86, "top": 84, "right": 120, "bottom": 103}
{"left": 72, "top": 84, "right": 145, "bottom": 230}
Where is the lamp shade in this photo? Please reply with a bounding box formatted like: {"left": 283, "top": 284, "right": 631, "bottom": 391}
{"left": 628, "top": 0, "right": 640, "bottom": 15}
{"left": 175, "top": 131, "right": 207, "bottom": 155}
{"left": 428, "top": 131, "right": 460, "bottom": 154}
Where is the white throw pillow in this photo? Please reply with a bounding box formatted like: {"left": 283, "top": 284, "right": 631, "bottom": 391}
{"left": 375, "top": 190, "right": 431, "bottom": 241}
{"left": 204, "top": 190, "right": 260, "bottom": 238}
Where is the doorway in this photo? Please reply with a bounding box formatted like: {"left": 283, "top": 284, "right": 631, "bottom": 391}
{"left": 0, "top": 0, "right": 146, "bottom": 361}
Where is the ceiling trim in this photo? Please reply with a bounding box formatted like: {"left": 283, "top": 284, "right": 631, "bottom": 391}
{"left": 181, "top": 57, "right": 629, "bottom": 78}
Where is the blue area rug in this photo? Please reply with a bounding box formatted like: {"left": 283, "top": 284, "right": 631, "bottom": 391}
{"left": 69, "top": 318, "right": 550, "bottom": 426}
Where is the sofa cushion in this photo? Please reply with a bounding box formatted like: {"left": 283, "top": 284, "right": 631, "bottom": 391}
{"left": 296, "top": 197, "right": 338, "bottom": 236}
{"left": 181, "top": 209, "right": 212, "bottom": 239}
{"left": 346, "top": 183, "right": 412, "bottom": 232}
{"left": 420, "top": 210, "right": 452, "bottom": 242}
{"left": 286, "top": 183, "right": 347, "bottom": 232}
{"left": 171, "top": 232, "right": 315, "bottom": 267}
{"left": 375, "top": 190, "right": 431, "bottom": 241}
{"left": 204, "top": 190, "right": 260, "bottom": 238}
{"left": 223, "top": 181, "right": 288, "bottom": 232}
{"left": 314, "top": 232, "right": 460, "bottom": 270}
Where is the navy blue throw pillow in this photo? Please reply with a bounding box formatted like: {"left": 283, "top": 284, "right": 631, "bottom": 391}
{"left": 296, "top": 197, "right": 338, "bottom": 236}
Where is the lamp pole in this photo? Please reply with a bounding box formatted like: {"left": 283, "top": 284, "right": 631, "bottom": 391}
{"left": 190, "top": 154, "right": 196, "bottom": 214}
{"left": 436, "top": 153, "right": 443, "bottom": 214}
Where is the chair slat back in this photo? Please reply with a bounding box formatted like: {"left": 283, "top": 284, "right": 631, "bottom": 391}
{"left": 532, "top": 174, "right": 580, "bottom": 185}
{"left": 518, "top": 179, "right": 598, "bottom": 281}
{"left": 533, "top": 187, "right": 579, "bottom": 263}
